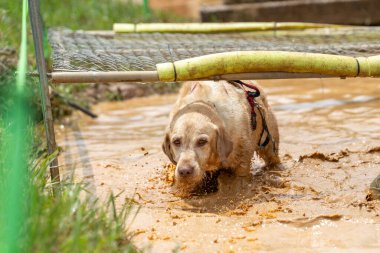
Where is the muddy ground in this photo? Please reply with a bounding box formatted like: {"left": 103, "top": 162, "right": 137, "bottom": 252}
{"left": 57, "top": 78, "right": 380, "bottom": 252}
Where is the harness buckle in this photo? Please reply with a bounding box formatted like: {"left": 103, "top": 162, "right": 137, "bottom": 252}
{"left": 247, "top": 90, "right": 260, "bottom": 98}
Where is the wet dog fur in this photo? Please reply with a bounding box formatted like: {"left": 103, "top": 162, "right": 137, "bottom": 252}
{"left": 162, "top": 80, "right": 280, "bottom": 195}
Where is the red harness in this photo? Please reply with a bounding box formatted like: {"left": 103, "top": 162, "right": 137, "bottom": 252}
{"left": 228, "top": 80, "right": 272, "bottom": 149}
{"left": 232, "top": 80, "right": 261, "bottom": 130}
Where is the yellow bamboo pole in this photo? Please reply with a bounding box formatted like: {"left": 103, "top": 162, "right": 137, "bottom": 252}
{"left": 113, "top": 22, "right": 343, "bottom": 33}
{"left": 357, "top": 55, "right": 380, "bottom": 77}
{"left": 156, "top": 51, "right": 380, "bottom": 81}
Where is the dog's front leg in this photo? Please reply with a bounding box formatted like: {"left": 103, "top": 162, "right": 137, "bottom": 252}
{"left": 234, "top": 164, "right": 251, "bottom": 177}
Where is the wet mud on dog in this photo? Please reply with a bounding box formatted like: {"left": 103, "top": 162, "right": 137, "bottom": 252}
{"left": 162, "top": 81, "right": 280, "bottom": 196}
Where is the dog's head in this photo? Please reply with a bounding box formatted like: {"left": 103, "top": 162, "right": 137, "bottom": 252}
{"left": 162, "top": 102, "right": 233, "bottom": 193}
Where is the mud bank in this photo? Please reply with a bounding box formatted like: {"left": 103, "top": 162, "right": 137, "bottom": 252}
{"left": 57, "top": 78, "right": 380, "bottom": 252}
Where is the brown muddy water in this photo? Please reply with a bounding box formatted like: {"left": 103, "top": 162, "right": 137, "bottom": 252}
{"left": 57, "top": 78, "right": 380, "bottom": 253}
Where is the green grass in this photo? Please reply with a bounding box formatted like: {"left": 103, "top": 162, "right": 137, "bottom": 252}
{"left": 0, "top": 0, "right": 184, "bottom": 116}
{"left": 0, "top": 72, "right": 138, "bottom": 252}
{"left": 0, "top": 71, "right": 42, "bottom": 120}
{"left": 0, "top": 151, "right": 139, "bottom": 253}
{"left": 0, "top": 1, "right": 182, "bottom": 251}
{"left": 0, "top": 0, "right": 184, "bottom": 56}
{"left": 26, "top": 154, "right": 138, "bottom": 253}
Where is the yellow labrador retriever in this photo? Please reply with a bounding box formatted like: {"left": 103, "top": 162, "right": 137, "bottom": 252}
{"left": 162, "top": 80, "right": 280, "bottom": 193}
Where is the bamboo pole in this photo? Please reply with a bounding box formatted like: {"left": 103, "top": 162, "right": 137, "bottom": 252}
{"left": 357, "top": 55, "right": 380, "bottom": 77}
{"left": 113, "top": 22, "right": 343, "bottom": 33}
{"left": 50, "top": 52, "right": 380, "bottom": 83}
{"left": 156, "top": 51, "right": 380, "bottom": 81}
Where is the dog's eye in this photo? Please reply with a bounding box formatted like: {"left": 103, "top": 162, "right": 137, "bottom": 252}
{"left": 197, "top": 138, "right": 208, "bottom": 147}
{"left": 172, "top": 139, "right": 181, "bottom": 146}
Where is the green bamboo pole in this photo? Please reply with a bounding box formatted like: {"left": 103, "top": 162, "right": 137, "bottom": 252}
{"left": 156, "top": 51, "right": 380, "bottom": 81}
{"left": 113, "top": 22, "right": 343, "bottom": 33}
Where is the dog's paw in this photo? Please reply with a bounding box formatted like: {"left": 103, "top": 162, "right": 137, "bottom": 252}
{"left": 264, "top": 162, "right": 286, "bottom": 171}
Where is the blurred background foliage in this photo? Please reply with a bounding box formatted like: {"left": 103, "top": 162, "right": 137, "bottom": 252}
{"left": 0, "top": 0, "right": 183, "bottom": 56}
{"left": 0, "top": 0, "right": 183, "bottom": 119}
{"left": 0, "top": 1, "right": 181, "bottom": 251}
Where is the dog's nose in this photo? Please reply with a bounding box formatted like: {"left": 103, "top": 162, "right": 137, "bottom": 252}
{"left": 177, "top": 166, "right": 194, "bottom": 176}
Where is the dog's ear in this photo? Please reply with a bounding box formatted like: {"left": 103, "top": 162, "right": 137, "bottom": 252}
{"left": 216, "top": 126, "right": 233, "bottom": 162}
{"left": 162, "top": 131, "right": 177, "bottom": 165}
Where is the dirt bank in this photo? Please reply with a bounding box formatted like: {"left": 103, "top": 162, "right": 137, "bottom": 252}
{"left": 57, "top": 78, "right": 380, "bottom": 252}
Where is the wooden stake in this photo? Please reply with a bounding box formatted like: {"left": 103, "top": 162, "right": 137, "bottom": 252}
{"left": 29, "top": 0, "right": 61, "bottom": 194}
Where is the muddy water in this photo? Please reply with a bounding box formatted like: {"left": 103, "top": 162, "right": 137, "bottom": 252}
{"left": 57, "top": 78, "right": 380, "bottom": 252}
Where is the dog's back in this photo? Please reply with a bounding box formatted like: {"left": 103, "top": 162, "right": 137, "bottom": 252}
{"left": 171, "top": 81, "right": 250, "bottom": 129}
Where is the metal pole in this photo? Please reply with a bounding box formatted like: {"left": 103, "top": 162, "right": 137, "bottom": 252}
{"left": 50, "top": 71, "right": 333, "bottom": 84}
{"left": 51, "top": 71, "right": 160, "bottom": 83}
{"left": 28, "top": 0, "right": 61, "bottom": 192}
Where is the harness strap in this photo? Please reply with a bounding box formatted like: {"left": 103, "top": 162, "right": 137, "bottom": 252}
{"left": 228, "top": 80, "right": 272, "bottom": 149}
{"left": 255, "top": 103, "right": 271, "bottom": 149}
{"left": 231, "top": 80, "right": 260, "bottom": 130}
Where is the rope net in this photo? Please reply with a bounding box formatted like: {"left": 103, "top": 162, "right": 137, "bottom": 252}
{"left": 49, "top": 27, "right": 380, "bottom": 73}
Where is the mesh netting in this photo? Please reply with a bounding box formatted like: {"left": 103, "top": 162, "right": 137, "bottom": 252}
{"left": 49, "top": 27, "right": 380, "bottom": 72}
